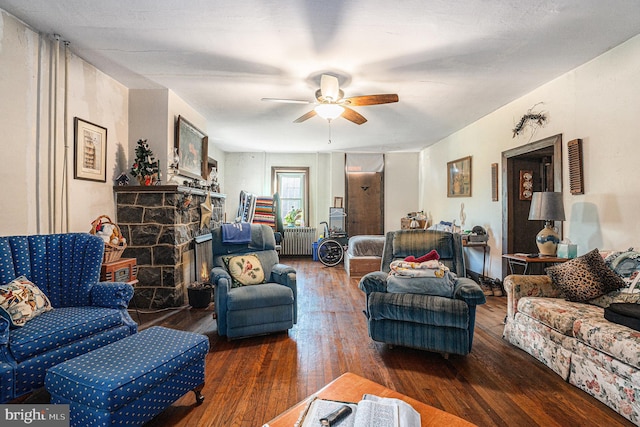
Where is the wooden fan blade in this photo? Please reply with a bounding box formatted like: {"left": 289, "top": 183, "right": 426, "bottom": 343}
{"left": 262, "top": 97, "right": 311, "bottom": 104}
{"left": 342, "top": 107, "right": 367, "bottom": 125}
{"left": 342, "top": 94, "right": 399, "bottom": 106}
{"left": 293, "top": 110, "right": 317, "bottom": 123}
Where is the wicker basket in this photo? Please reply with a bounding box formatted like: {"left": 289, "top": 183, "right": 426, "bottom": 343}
{"left": 90, "top": 215, "right": 127, "bottom": 263}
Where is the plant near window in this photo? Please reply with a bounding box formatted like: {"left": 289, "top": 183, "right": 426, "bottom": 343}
{"left": 284, "top": 207, "right": 303, "bottom": 226}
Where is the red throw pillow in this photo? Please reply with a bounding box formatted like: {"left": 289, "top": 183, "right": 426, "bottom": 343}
{"left": 404, "top": 249, "right": 440, "bottom": 263}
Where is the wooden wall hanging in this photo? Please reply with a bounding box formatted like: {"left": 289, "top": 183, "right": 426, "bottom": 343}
{"left": 568, "top": 138, "right": 584, "bottom": 195}
{"left": 491, "top": 163, "right": 499, "bottom": 201}
{"left": 519, "top": 170, "right": 533, "bottom": 200}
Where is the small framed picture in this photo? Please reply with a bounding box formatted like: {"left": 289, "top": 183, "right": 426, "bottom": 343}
{"left": 447, "top": 156, "right": 472, "bottom": 197}
{"left": 333, "top": 196, "right": 343, "bottom": 208}
{"left": 74, "top": 117, "right": 107, "bottom": 182}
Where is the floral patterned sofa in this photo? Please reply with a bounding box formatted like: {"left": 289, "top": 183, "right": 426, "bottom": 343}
{"left": 503, "top": 249, "right": 640, "bottom": 424}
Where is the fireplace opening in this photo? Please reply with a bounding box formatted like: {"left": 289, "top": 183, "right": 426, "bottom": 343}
{"left": 194, "top": 233, "right": 213, "bottom": 285}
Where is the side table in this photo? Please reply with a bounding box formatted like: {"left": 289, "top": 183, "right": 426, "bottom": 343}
{"left": 463, "top": 240, "right": 488, "bottom": 278}
{"left": 503, "top": 253, "right": 569, "bottom": 275}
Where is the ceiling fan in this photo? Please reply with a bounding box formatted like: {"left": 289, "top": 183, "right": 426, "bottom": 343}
{"left": 262, "top": 74, "right": 399, "bottom": 125}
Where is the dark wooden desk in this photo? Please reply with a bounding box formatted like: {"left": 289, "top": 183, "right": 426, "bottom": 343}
{"left": 503, "top": 253, "right": 569, "bottom": 275}
{"left": 264, "top": 372, "right": 476, "bottom": 427}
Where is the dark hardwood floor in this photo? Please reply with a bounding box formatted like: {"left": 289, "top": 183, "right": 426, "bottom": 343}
{"left": 26, "top": 258, "right": 633, "bottom": 426}
{"left": 138, "top": 258, "right": 633, "bottom": 427}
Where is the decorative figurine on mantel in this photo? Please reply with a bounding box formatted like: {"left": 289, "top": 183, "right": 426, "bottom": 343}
{"left": 115, "top": 172, "right": 130, "bottom": 186}
{"left": 168, "top": 147, "right": 181, "bottom": 184}
{"left": 130, "top": 139, "right": 159, "bottom": 186}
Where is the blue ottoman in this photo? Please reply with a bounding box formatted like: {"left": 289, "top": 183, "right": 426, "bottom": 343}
{"left": 45, "top": 326, "right": 209, "bottom": 427}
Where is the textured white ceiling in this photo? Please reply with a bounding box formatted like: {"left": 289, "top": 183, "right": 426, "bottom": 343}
{"left": 2, "top": 0, "right": 640, "bottom": 153}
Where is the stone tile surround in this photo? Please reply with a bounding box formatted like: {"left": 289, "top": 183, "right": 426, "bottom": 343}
{"left": 114, "top": 185, "right": 225, "bottom": 309}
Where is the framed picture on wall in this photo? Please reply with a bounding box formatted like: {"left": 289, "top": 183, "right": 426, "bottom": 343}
{"left": 74, "top": 117, "right": 107, "bottom": 182}
{"left": 447, "top": 156, "right": 472, "bottom": 197}
{"left": 175, "top": 115, "right": 208, "bottom": 180}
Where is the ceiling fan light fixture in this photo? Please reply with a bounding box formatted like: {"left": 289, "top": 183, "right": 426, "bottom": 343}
{"left": 315, "top": 103, "right": 344, "bottom": 121}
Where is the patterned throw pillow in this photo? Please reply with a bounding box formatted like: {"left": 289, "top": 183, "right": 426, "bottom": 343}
{"left": 546, "top": 248, "right": 626, "bottom": 302}
{"left": 0, "top": 276, "right": 53, "bottom": 327}
{"left": 222, "top": 254, "right": 265, "bottom": 288}
{"left": 605, "top": 249, "right": 640, "bottom": 283}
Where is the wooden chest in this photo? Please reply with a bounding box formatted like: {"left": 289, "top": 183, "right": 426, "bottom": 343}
{"left": 100, "top": 258, "right": 137, "bottom": 283}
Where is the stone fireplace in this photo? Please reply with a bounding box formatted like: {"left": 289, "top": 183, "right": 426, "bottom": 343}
{"left": 115, "top": 185, "right": 225, "bottom": 309}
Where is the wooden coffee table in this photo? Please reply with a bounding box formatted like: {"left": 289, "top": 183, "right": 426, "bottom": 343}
{"left": 264, "top": 372, "right": 475, "bottom": 426}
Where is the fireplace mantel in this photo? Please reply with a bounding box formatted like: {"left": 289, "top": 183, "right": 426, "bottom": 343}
{"left": 114, "top": 185, "right": 225, "bottom": 309}
{"left": 114, "top": 184, "right": 226, "bottom": 199}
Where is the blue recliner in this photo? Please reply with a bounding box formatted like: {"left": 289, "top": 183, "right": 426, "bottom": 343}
{"left": 359, "top": 230, "right": 486, "bottom": 357}
{"left": 211, "top": 224, "right": 297, "bottom": 339}
{"left": 0, "top": 233, "right": 137, "bottom": 402}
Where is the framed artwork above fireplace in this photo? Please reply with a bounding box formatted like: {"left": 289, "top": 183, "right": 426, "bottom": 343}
{"left": 175, "top": 115, "right": 208, "bottom": 180}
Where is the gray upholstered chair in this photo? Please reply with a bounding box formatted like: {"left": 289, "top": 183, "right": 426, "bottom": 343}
{"left": 211, "top": 224, "right": 297, "bottom": 339}
{"left": 358, "top": 230, "right": 486, "bottom": 357}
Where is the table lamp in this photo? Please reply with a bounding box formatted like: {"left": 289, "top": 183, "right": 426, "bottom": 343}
{"left": 528, "top": 191, "right": 565, "bottom": 256}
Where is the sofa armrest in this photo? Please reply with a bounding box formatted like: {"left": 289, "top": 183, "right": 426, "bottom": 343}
{"left": 211, "top": 266, "right": 232, "bottom": 335}
{"left": 453, "top": 277, "right": 487, "bottom": 306}
{"left": 270, "top": 263, "right": 296, "bottom": 286}
{"left": 0, "top": 317, "right": 8, "bottom": 346}
{"left": 358, "top": 271, "right": 388, "bottom": 294}
{"left": 503, "top": 274, "right": 562, "bottom": 320}
{"left": 91, "top": 282, "right": 134, "bottom": 309}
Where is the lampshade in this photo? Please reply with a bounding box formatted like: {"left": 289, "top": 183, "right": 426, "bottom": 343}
{"left": 315, "top": 103, "right": 344, "bottom": 121}
{"left": 528, "top": 192, "right": 565, "bottom": 221}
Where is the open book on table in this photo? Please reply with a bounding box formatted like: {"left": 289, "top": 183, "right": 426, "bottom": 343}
{"left": 299, "top": 394, "right": 420, "bottom": 427}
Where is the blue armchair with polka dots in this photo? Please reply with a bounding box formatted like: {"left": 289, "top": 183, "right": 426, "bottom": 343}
{"left": 0, "top": 233, "right": 137, "bottom": 403}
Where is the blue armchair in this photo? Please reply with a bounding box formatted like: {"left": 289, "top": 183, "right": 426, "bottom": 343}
{"left": 0, "top": 233, "right": 137, "bottom": 402}
{"left": 359, "top": 230, "right": 486, "bottom": 357}
{"left": 211, "top": 224, "right": 296, "bottom": 339}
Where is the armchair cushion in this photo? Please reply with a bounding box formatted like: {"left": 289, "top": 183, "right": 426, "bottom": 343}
{"left": 226, "top": 283, "right": 293, "bottom": 312}
{"left": 9, "top": 306, "right": 124, "bottom": 362}
{"left": 387, "top": 275, "right": 455, "bottom": 298}
{"left": 368, "top": 292, "right": 468, "bottom": 329}
{"left": 222, "top": 254, "right": 265, "bottom": 287}
{"left": 0, "top": 276, "right": 52, "bottom": 327}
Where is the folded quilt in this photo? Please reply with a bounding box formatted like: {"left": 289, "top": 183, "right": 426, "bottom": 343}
{"left": 222, "top": 222, "right": 252, "bottom": 244}
{"left": 387, "top": 260, "right": 456, "bottom": 297}
{"left": 389, "top": 259, "right": 447, "bottom": 278}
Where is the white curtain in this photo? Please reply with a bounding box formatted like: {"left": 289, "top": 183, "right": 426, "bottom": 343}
{"left": 345, "top": 153, "right": 384, "bottom": 173}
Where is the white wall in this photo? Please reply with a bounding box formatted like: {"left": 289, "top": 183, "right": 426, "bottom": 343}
{"left": 222, "top": 151, "right": 419, "bottom": 235}
{"left": 385, "top": 153, "right": 420, "bottom": 233}
{"left": 129, "top": 88, "right": 218, "bottom": 187}
{"left": 420, "top": 34, "right": 640, "bottom": 279}
{"left": 0, "top": 11, "right": 129, "bottom": 235}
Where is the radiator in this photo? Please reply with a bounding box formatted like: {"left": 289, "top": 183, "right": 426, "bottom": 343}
{"left": 281, "top": 227, "right": 316, "bottom": 256}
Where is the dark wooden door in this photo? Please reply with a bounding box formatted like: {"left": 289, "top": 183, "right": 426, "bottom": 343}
{"left": 346, "top": 172, "right": 384, "bottom": 236}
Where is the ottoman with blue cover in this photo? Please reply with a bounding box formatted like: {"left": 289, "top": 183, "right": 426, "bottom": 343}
{"left": 45, "top": 326, "right": 209, "bottom": 426}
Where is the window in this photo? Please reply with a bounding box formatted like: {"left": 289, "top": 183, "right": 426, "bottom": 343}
{"left": 272, "top": 167, "right": 309, "bottom": 227}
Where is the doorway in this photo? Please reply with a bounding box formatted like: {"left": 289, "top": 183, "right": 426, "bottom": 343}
{"left": 501, "top": 134, "right": 562, "bottom": 276}
{"left": 346, "top": 172, "right": 384, "bottom": 236}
